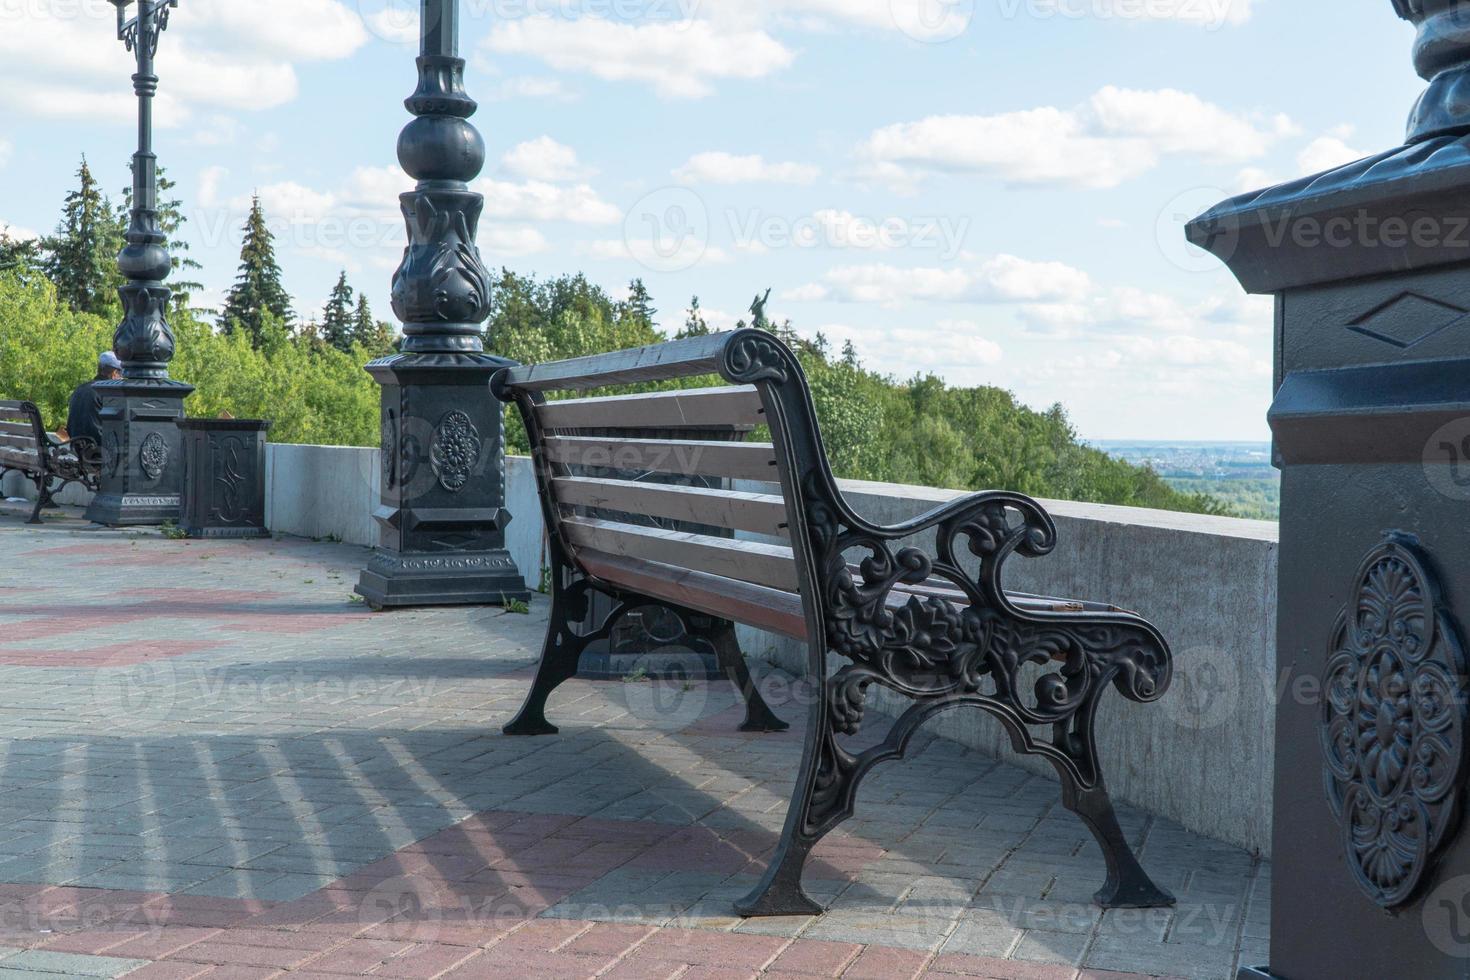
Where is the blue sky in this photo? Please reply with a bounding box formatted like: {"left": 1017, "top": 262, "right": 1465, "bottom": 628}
{"left": 0, "top": 0, "right": 1424, "bottom": 440}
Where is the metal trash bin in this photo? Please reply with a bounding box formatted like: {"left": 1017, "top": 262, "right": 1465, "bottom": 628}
{"left": 176, "top": 418, "right": 271, "bottom": 539}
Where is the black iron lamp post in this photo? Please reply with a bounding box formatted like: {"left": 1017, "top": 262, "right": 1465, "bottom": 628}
{"left": 354, "top": 0, "right": 529, "bottom": 608}
{"left": 87, "top": 0, "right": 194, "bottom": 527}
{"left": 1190, "top": 2, "right": 1470, "bottom": 977}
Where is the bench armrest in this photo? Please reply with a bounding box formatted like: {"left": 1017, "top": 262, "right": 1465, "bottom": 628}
{"left": 815, "top": 483, "right": 1170, "bottom": 720}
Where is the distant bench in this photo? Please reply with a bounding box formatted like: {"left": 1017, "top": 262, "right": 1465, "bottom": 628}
{"left": 493, "top": 329, "right": 1177, "bottom": 916}
{"left": 0, "top": 400, "right": 100, "bottom": 524}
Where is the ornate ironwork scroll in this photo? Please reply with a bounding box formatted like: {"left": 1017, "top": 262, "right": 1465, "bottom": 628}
{"left": 138, "top": 432, "right": 168, "bottom": 480}
{"left": 429, "top": 410, "right": 480, "bottom": 492}
{"left": 1321, "top": 535, "right": 1470, "bottom": 909}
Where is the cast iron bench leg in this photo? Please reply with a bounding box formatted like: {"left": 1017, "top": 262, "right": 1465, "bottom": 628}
{"left": 707, "top": 621, "right": 789, "bottom": 733}
{"left": 502, "top": 570, "right": 616, "bottom": 737}
{"left": 26, "top": 474, "right": 52, "bottom": 525}
{"left": 736, "top": 657, "right": 1178, "bottom": 916}
{"left": 1064, "top": 781, "right": 1176, "bottom": 908}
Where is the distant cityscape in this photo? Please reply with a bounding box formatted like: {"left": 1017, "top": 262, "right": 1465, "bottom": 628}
{"left": 1093, "top": 441, "right": 1279, "bottom": 520}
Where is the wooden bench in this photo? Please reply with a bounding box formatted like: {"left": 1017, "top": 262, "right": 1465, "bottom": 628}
{"left": 493, "top": 329, "right": 1177, "bottom": 917}
{"left": 0, "top": 400, "right": 101, "bottom": 524}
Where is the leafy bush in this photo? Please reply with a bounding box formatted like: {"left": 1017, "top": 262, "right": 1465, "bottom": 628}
{"left": 0, "top": 272, "right": 378, "bottom": 447}
{"left": 0, "top": 267, "right": 1225, "bottom": 516}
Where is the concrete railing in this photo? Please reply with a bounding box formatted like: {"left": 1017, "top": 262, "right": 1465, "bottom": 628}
{"left": 8, "top": 444, "right": 1279, "bottom": 855}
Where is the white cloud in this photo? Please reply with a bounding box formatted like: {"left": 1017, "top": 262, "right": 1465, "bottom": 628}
{"left": 481, "top": 226, "right": 551, "bottom": 257}
{"left": 476, "top": 178, "right": 621, "bottom": 224}
{"left": 1020, "top": 283, "right": 1273, "bottom": 339}
{"left": 0, "top": 221, "right": 38, "bottom": 242}
{"left": 500, "top": 137, "right": 594, "bottom": 182}
{"left": 483, "top": 16, "right": 794, "bottom": 99}
{"left": 188, "top": 115, "right": 246, "bottom": 148}
{"left": 0, "top": 0, "right": 369, "bottom": 121}
{"left": 1297, "top": 128, "right": 1366, "bottom": 175}
{"left": 816, "top": 320, "right": 1006, "bottom": 386}
{"left": 579, "top": 239, "right": 732, "bottom": 267}
{"left": 700, "top": 0, "right": 1256, "bottom": 38}
{"left": 364, "top": 8, "right": 420, "bottom": 45}
{"left": 0, "top": 140, "right": 10, "bottom": 168}
{"left": 860, "top": 86, "right": 1295, "bottom": 190}
{"left": 198, "top": 166, "right": 229, "bottom": 209}
{"left": 675, "top": 152, "right": 820, "bottom": 185}
{"left": 482, "top": 76, "right": 579, "bottom": 103}
{"left": 792, "top": 255, "right": 1093, "bottom": 306}
{"left": 1233, "top": 166, "right": 1279, "bottom": 192}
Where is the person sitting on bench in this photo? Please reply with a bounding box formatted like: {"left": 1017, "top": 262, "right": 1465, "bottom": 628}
{"left": 65, "top": 351, "right": 121, "bottom": 447}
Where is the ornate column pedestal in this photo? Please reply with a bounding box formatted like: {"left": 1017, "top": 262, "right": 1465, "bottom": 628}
{"left": 87, "top": 378, "right": 193, "bottom": 526}
{"left": 88, "top": 0, "right": 192, "bottom": 527}
{"left": 354, "top": 0, "right": 528, "bottom": 609}
{"left": 355, "top": 354, "right": 528, "bottom": 608}
{"left": 1191, "top": 3, "right": 1470, "bottom": 977}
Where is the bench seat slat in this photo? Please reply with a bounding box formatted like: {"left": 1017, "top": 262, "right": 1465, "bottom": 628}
{"left": 562, "top": 516, "right": 798, "bottom": 591}
{"left": 544, "top": 436, "right": 779, "bottom": 482}
{"left": 0, "top": 420, "right": 37, "bottom": 436}
{"left": 538, "top": 385, "right": 764, "bottom": 431}
{"left": 499, "top": 333, "right": 731, "bottom": 392}
{"left": 0, "top": 448, "right": 40, "bottom": 468}
{"left": 578, "top": 549, "right": 806, "bottom": 639}
{"left": 0, "top": 431, "right": 39, "bottom": 448}
{"left": 553, "top": 477, "right": 789, "bottom": 538}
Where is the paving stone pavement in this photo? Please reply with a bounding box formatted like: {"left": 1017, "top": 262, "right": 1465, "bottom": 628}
{"left": 0, "top": 503, "right": 1270, "bottom": 979}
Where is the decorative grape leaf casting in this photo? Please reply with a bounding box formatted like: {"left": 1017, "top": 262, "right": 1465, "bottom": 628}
{"left": 429, "top": 410, "right": 481, "bottom": 493}
{"left": 800, "top": 468, "right": 1172, "bottom": 838}
{"left": 1320, "top": 536, "right": 1469, "bottom": 909}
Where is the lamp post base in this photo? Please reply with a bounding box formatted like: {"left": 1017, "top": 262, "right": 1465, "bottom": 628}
{"left": 355, "top": 547, "right": 530, "bottom": 610}
{"left": 85, "top": 378, "right": 193, "bottom": 527}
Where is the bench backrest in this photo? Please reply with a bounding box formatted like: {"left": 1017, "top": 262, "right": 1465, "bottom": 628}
{"left": 493, "top": 330, "right": 840, "bottom": 638}
{"left": 0, "top": 400, "right": 47, "bottom": 477}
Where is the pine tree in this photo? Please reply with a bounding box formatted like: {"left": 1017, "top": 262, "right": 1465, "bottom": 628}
{"left": 123, "top": 164, "right": 204, "bottom": 313}
{"left": 41, "top": 157, "right": 126, "bottom": 316}
{"left": 296, "top": 317, "right": 326, "bottom": 351}
{"left": 0, "top": 228, "right": 41, "bottom": 282}
{"left": 351, "top": 293, "right": 396, "bottom": 356}
{"left": 622, "top": 278, "right": 656, "bottom": 328}
{"left": 219, "top": 195, "right": 294, "bottom": 346}
{"left": 677, "top": 295, "right": 710, "bottom": 339}
{"left": 321, "top": 271, "right": 355, "bottom": 353}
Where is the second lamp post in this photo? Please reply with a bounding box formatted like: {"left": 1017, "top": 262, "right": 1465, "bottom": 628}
{"left": 354, "top": 0, "right": 529, "bottom": 608}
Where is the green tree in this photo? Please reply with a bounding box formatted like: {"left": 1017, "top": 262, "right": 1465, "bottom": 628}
{"left": 0, "top": 229, "right": 42, "bottom": 285}
{"left": 123, "top": 164, "right": 203, "bottom": 314}
{"left": 677, "top": 295, "right": 709, "bottom": 339}
{"left": 622, "top": 278, "right": 656, "bottom": 329}
{"left": 41, "top": 157, "right": 125, "bottom": 318}
{"left": 321, "top": 271, "right": 355, "bottom": 353}
{"left": 219, "top": 195, "right": 294, "bottom": 346}
{"left": 351, "top": 293, "right": 396, "bottom": 357}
